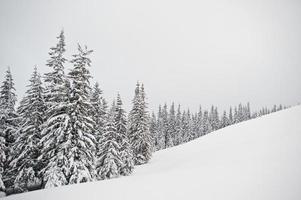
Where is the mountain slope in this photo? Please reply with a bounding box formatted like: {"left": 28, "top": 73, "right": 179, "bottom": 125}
{"left": 6, "top": 106, "right": 301, "bottom": 200}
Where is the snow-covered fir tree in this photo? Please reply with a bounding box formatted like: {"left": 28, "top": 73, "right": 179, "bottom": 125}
{"left": 149, "top": 112, "right": 158, "bottom": 150}
{"left": 162, "top": 104, "right": 169, "bottom": 149}
{"left": 174, "top": 104, "right": 182, "bottom": 145}
{"left": 40, "top": 44, "right": 96, "bottom": 188}
{"left": 201, "top": 110, "right": 212, "bottom": 135}
{"left": 44, "top": 30, "right": 67, "bottom": 106}
{"left": 128, "top": 83, "right": 153, "bottom": 165}
{"left": 97, "top": 102, "right": 122, "bottom": 179}
{"left": 90, "top": 82, "right": 106, "bottom": 146}
{"left": 229, "top": 107, "right": 233, "bottom": 125}
{"left": 0, "top": 67, "right": 19, "bottom": 190}
{"left": 10, "top": 67, "right": 46, "bottom": 192}
{"left": 166, "top": 103, "right": 176, "bottom": 147}
{"left": 156, "top": 105, "right": 165, "bottom": 150}
{"left": 220, "top": 111, "right": 230, "bottom": 128}
{"left": 39, "top": 30, "right": 69, "bottom": 188}
{"left": 114, "top": 93, "right": 134, "bottom": 176}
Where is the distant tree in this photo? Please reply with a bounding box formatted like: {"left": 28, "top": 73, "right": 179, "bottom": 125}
{"left": 201, "top": 110, "right": 211, "bottom": 135}
{"left": 162, "top": 104, "right": 170, "bottom": 148}
{"left": 220, "top": 111, "right": 230, "bottom": 128}
{"left": 167, "top": 103, "right": 176, "bottom": 147}
{"left": 156, "top": 105, "right": 165, "bottom": 150}
{"left": 228, "top": 107, "right": 233, "bottom": 125}
{"left": 174, "top": 105, "right": 182, "bottom": 145}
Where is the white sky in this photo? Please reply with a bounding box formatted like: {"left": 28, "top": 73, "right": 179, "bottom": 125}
{"left": 0, "top": 0, "right": 301, "bottom": 112}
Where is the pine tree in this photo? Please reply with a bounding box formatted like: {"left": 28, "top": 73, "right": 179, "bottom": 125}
{"left": 162, "top": 104, "right": 169, "bottom": 148}
{"left": 156, "top": 105, "right": 165, "bottom": 150}
{"left": 10, "top": 67, "right": 46, "bottom": 192}
{"left": 39, "top": 30, "right": 69, "bottom": 188}
{"left": 229, "top": 107, "right": 233, "bottom": 125}
{"left": 0, "top": 67, "right": 19, "bottom": 190}
{"left": 40, "top": 44, "right": 96, "bottom": 187}
{"left": 128, "top": 83, "right": 153, "bottom": 165}
{"left": 97, "top": 102, "right": 122, "bottom": 179}
{"left": 90, "top": 82, "right": 106, "bottom": 147}
{"left": 114, "top": 94, "right": 134, "bottom": 176}
{"left": 149, "top": 112, "right": 158, "bottom": 150}
{"left": 201, "top": 110, "right": 211, "bottom": 135}
{"left": 220, "top": 111, "right": 229, "bottom": 128}
{"left": 166, "top": 103, "right": 176, "bottom": 147}
{"left": 44, "top": 30, "right": 67, "bottom": 106}
{"left": 174, "top": 105, "right": 182, "bottom": 145}
{"left": 196, "top": 106, "right": 203, "bottom": 137}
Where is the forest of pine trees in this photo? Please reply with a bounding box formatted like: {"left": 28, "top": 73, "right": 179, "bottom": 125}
{"left": 0, "top": 31, "right": 287, "bottom": 196}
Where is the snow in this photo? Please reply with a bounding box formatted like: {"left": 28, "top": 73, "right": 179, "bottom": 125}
{"left": 5, "top": 106, "right": 301, "bottom": 200}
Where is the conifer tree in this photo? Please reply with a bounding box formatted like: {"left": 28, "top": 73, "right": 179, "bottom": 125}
{"left": 149, "top": 112, "right": 158, "bottom": 150}
{"left": 229, "top": 107, "right": 233, "bottom": 125}
{"left": 40, "top": 44, "right": 96, "bottom": 187}
{"left": 128, "top": 83, "right": 153, "bottom": 165}
{"left": 174, "top": 105, "right": 182, "bottom": 145}
{"left": 90, "top": 82, "right": 106, "bottom": 145}
{"left": 162, "top": 104, "right": 169, "bottom": 148}
{"left": 44, "top": 30, "right": 67, "bottom": 105}
{"left": 167, "top": 103, "right": 176, "bottom": 147}
{"left": 0, "top": 67, "right": 19, "bottom": 190}
{"left": 201, "top": 110, "right": 211, "bottom": 135}
{"left": 114, "top": 94, "right": 134, "bottom": 176}
{"left": 97, "top": 103, "right": 122, "bottom": 179}
{"left": 10, "top": 67, "right": 46, "bottom": 192}
{"left": 156, "top": 105, "right": 165, "bottom": 150}
{"left": 220, "top": 111, "right": 230, "bottom": 128}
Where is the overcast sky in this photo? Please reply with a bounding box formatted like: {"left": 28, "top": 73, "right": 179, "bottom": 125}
{"left": 0, "top": 0, "right": 300, "bottom": 112}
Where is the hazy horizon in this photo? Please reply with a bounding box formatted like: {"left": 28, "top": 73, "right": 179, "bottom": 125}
{"left": 1, "top": 0, "right": 301, "bottom": 113}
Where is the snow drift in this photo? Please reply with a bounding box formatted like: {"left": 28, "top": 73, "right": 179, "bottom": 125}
{"left": 5, "top": 106, "right": 301, "bottom": 200}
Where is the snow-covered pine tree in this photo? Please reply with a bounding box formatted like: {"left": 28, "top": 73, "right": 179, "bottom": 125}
{"left": 90, "top": 82, "right": 106, "bottom": 146}
{"left": 162, "top": 104, "right": 170, "bottom": 148}
{"left": 66, "top": 44, "right": 97, "bottom": 184}
{"left": 44, "top": 30, "right": 67, "bottom": 106}
{"left": 220, "top": 111, "right": 229, "bottom": 128}
{"left": 166, "top": 103, "right": 176, "bottom": 147}
{"left": 10, "top": 67, "right": 46, "bottom": 192}
{"left": 128, "top": 83, "right": 153, "bottom": 165}
{"left": 181, "top": 110, "right": 192, "bottom": 143}
{"left": 39, "top": 30, "right": 70, "bottom": 188}
{"left": 229, "top": 107, "right": 233, "bottom": 125}
{"left": 40, "top": 44, "right": 96, "bottom": 188}
{"left": 196, "top": 106, "right": 203, "bottom": 137}
{"left": 0, "top": 67, "right": 19, "bottom": 190}
{"left": 114, "top": 93, "right": 134, "bottom": 176}
{"left": 149, "top": 112, "right": 158, "bottom": 150}
{"left": 201, "top": 110, "right": 212, "bottom": 135}
{"left": 174, "top": 104, "right": 182, "bottom": 145}
{"left": 97, "top": 102, "right": 122, "bottom": 179}
{"left": 156, "top": 105, "right": 165, "bottom": 150}
{"left": 234, "top": 107, "right": 238, "bottom": 123}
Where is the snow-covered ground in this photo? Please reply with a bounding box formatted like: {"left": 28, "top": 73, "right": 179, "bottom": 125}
{"left": 6, "top": 106, "right": 301, "bottom": 200}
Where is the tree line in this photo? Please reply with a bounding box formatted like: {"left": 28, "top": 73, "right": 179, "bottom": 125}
{"left": 150, "top": 102, "right": 286, "bottom": 151}
{"left": 0, "top": 31, "right": 287, "bottom": 196}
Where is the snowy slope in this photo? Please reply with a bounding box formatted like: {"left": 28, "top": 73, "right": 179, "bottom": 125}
{"left": 6, "top": 106, "right": 301, "bottom": 200}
